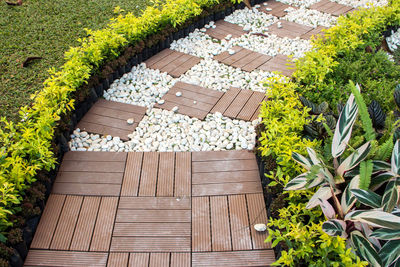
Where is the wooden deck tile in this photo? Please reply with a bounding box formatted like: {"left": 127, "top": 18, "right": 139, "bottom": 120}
{"left": 193, "top": 182, "right": 262, "bottom": 197}
{"left": 110, "top": 237, "right": 191, "bottom": 252}
{"left": 31, "top": 194, "right": 66, "bottom": 249}
{"left": 77, "top": 99, "right": 145, "bottom": 141}
{"left": 206, "top": 21, "right": 245, "bottom": 40}
{"left": 269, "top": 20, "right": 313, "bottom": 39}
{"left": 214, "top": 47, "right": 272, "bottom": 72}
{"left": 118, "top": 196, "right": 190, "bottom": 210}
{"left": 121, "top": 152, "right": 143, "bottom": 197}
{"left": 259, "top": 0, "right": 298, "bottom": 17}
{"left": 211, "top": 87, "right": 241, "bottom": 114}
{"left": 258, "top": 54, "right": 295, "bottom": 76}
{"left": 310, "top": 0, "right": 353, "bottom": 16}
{"left": 138, "top": 152, "right": 159, "bottom": 196}
{"left": 192, "top": 250, "right": 275, "bottom": 266}
{"left": 90, "top": 197, "right": 118, "bottom": 252}
{"left": 228, "top": 195, "right": 252, "bottom": 250}
{"left": 129, "top": 253, "right": 150, "bottom": 267}
{"left": 149, "top": 253, "right": 170, "bottom": 267}
{"left": 25, "top": 250, "right": 108, "bottom": 267}
{"left": 174, "top": 81, "right": 223, "bottom": 98}
{"left": 107, "top": 253, "right": 129, "bottom": 267}
{"left": 52, "top": 183, "right": 121, "bottom": 196}
{"left": 210, "top": 196, "right": 231, "bottom": 251}
{"left": 236, "top": 91, "right": 266, "bottom": 121}
{"left": 113, "top": 223, "right": 191, "bottom": 237}
{"left": 301, "top": 25, "right": 327, "bottom": 40}
{"left": 214, "top": 46, "right": 242, "bottom": 62}
{"left": 241, "top": 53, "right": 273, "bottom": 72}
{"left": 55, "top": 172, "right": 124, "bottom": 184}
{"left": 59, "top": 160, "right": 125, "bottom": 173}
{"left": 70, "top": 196, "right": 101, "bottom": 251}
{"left": 172, "top": 57, "right": 202, "bottom": 77}
{"left": 50, "top": 195, "right": 83, "bottom": 250}
{"left": 157, "top": 153, "right": 175, "bottom": 197}
{"left": 192, "top": 159, "right": 258, "bottom": 173}
{"left": 192, "top": 170, "right": 260, "bottom": 185}
{"left": 192, "top": 150, "right": 255, "bottom": 162}
{"left": 223, "top": 89, "right": 253, "bottom": 119}
{"left": 145, "top": 49, "right": 175, "bottom": 68}
{"left": 246, "top": 193, "right": 270, "bottom": 249}
{"left": 116, "top": 210, "right": 191, "bottom": 223}
{"left": 231, "top": 52, "right": 262, "bottom": 70}
{"left": 175, "top": 152, "right": 191, "bottom": 196}
{"left": 62, "top": 150, "right": 127, "bottom": 162}
{"left": 192, "top": 197, "right": 211, "bottom": 252}
{"left": 171, "top": 253, "right": 191, "bottom": 267}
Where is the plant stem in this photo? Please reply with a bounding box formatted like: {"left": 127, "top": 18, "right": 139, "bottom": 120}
{"left": 330, "top": 185, "right": 344, "bottom": 219}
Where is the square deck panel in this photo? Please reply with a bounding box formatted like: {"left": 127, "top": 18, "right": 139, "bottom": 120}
{"left": 154, "top": 81, "right": 224, "bottom": 120}
{"left": 310, "top": 0, "right": 354, "bottom": 16}
{"left": 77, "top": 99, "right": 146, "bottom": 141}
{"left": 211, "top": 87, "right": 266, "bottom": 121}
{"left": 268, "top": 20, "right": 313, "bottom": 39}
{"left": 259, "top": 0, "right": 298, "bottom": 17}
{"left": 205, "top": 20, "right": 246, "bottom": 40}
{"left": 258, "top": 54, "right": 296, "bottom": 76}
{"left": 192, "top": 250, "right": 275, "bottom": 267}
{"left": 300, "top": 25, "right": 328, "bottom": 40}
{"left": 145, "top": 49, "right": 201, "bottom": 78}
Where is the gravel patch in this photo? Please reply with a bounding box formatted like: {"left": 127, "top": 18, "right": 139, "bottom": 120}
{"left": 224, "top": 7, "right": 278, "bottom": 33}
{"left": 283, "top": 7, "right": 337, "bottom": 27}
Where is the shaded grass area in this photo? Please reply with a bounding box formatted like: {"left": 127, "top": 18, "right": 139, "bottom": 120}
{"left": 0, "top": 0, "right": 150, "bottom": 122}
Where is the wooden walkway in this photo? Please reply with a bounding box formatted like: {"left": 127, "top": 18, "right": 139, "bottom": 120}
{"left": 26, "top": 151, "right": 274, "bottom": 266}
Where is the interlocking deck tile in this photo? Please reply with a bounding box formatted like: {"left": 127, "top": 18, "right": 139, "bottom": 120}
{"left": 301, "top": 25, "right": 328, "bottom": 40}
{"left": 258, "top": 54, "right": 295, "bottom": 76}
{"left": 223, "top": 89, "right": 253, "bottom": 118}
{"left": 268, "top": 20, "right": 313, "bottom": 39}
{"left": 113, "top": 222, "right": 191, "bottom": 237}
{"left": 210, "top": 87, "right": 240, "bottom": 114}
{"left": 129, "top": 253, "right": 150, "bottom": 266}
{"left": 192, "top": 159, "right": 258, "bottom": 173}
{"left": 175, "top": 152, "right": 192, "bottom": 197}
{"left": 149, "top": 253, "right": 170, "bottom": 267}
{"left": 157, "top": 152, "right": 175, "bottom": 196}
{"left": 111, "top": 237, "right": 191, "bottom": 252}
{"left": 228, "top": 195, "right": 252, "bottom": 250}
{"left": 192, "top": 250, "right": 276, "bottom": 266}
{"left": 145, "top": 49, "right": 201, "bottom": 78}
{"left": 138, "top": 152, "right": 159, "bottom": 196}
{"left": 192, "top": 150, "right": 255, "bottom": 161}
{"left": 247, "top": 193, "right": 270, "bottom": 249}
{"left": 192, "top": 196, "right": 212, "bottom": 252}
{"left": 210, "top": 196, "right": 232, "bottom": 251}
{"left": 259, "top": 0, "right": 298, "bottom": 17}
{"left": 25, "top": 250, "right": 108, "bottom": 267}
{"left": 236, "top": 91, "right": 266, "bottom": 121}
{"left": 171, "top": 253, "right": 191, "bottom": 267}
{"left": 118, "top": 196, "right": 191, "bottom": 210}
{"left": 310, "top": 0, "right": 353, "bottom": 16}
{"left": 205, "top": 20, "right": 246, "bottom": 40}
{"left": 121, "top": 152, "right": 143, "bottom": 196}
{"left": 155, "top": 82, "right": 223, "bottom": 120}
{"left": 77, "top": 99, "right": 146, "bottom": 141}
{"left": 107, "top": 253, "right": 129, "bottom": 267}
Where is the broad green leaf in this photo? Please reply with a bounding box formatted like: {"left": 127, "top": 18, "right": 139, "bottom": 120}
{"left": 392, "top": 140, "right": 400, "bottom": 175}
{"left": 322, "top": 219, "right": 347, "bottom": 238}
{"left": 379, "top": 239, "right": 400, "bottom": 266}
{"left": 372, "top": 160, "right": 391, "bottom": 173}
{"left": 307, "top": 147, "right": 322, "bottom": 165}
{"left": 337, "top": 142, "right": 371, "bottom": 176}
{"left": 341, "top": 175, "right": 360, "bottom": 214}
{"left": 346, "top": 210, "right": 400, "bottom": 229}
{"left": 350, "top": 230, "right": 382, "bottom": 267}
{"left": 351, "top": 189, "right": 382, "bottom": 208}
{"left": 359, "top": 160, "right": 373, "bottom": 190}
{"left": 332, "top": 93, "right": 358, "bottom": 158}
{"left": 306, "top": 186, "right": 340, "bottom": 209}
{"left": 284, "top": 173, "right": 308, "bottom": 190}
{"left": 318, "top": 198, "right": 336, "bottom": 219}
{"left": 371, "top": 228, "right": 400, "bottom": 240}
{"left": 371, "top": 171, "right": 395, "bottom": 191}
{"left": 360, "top": 222, "right": 381, "bottom": 250}
{"left": 292, "top": 152, "right": 312, "bottom": 170}
{"left": 382, "top": 180, "right": 399, "bottom": 213}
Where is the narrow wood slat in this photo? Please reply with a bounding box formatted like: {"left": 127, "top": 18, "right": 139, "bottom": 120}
{"left": 174, "top": 152, "right": 191, "bottom": 197}
{"left": 139, "top": 152, "right": 159, "bottom": 196}
{"left": 241, "top": 54, "right": 272, "bottom": 72}
{"left": 192, "top": 170, "right": 260, "bottom": 184}
{"left": 310, "top": 0, "right": 330, "bottom": 9}
{"left": 121, "top": 152, "right": 143, "bottom": 196}
{"left": 223, "top": 89, "right": 254, "bottom": 119}
{"left": 192, "top": 159, "right": 258, "bottom": 173}
{"left": 89, "top": 106, "right": 144, "bottom": 121}
{"left": 214, "top": 46, "right": 243, "bottom": 61}
{"left": 169, "top": 86, "right": 221, "bottom": 103}
{"left": 25, "top": 250, "right": 108, "bottom": 267}
{"left": 192, "top": 197, "right": 211, "bottom": 252}
{"left": 210, "top": 196, "right": 232, "bottom": 251}
{"left": 107, "top": 253, "right": 129, "bottom": 267}
{"left": 80, "top": 113, "right": 135, "bottom": 131}
{"left": 237, "top": 91, "right": 265, "bottom": 121}
{"left": 174, "top": 81, "right": 224, "bottom": 98}
{"left": 171, "top": 56, "right": 201, "bottom": 77}
{"left": 118, "top": 196, "right": 191, "bottom": 210}
{"left": 90, "top": 197, "right": 118, "bottom": 251}
{"left": 246, "top": 193, "right": 270, "bottom": 249}
{"left": 301, "top": 25, "right": 327, "bottom": 40}
{"left": 156, "top": 100, "right": 209, "bottom": 120}
{"left": 30, "top": 194, "right": 66, "bottom": 249}
{"left": 149, "top": 253, "right": 170, "bottom": 267}
{"left": 113, "top": 222, "right": 191, "bottom": 237}
{"left": 62, "top": 151, "right": 127, "bottom": 162}
{"left": 192, "top": 150, "right": 255, "bottom": 162}
{"left": 162, "top": 94, "right": 214, "bottom": 112}
{"left": 251, "top": 96, "right": 268, "bottom": 121}
{"left": 193, "top": 182, "right": 262, "bottom": 196}
{"left": 152, "top": 50, "right": 183, "bottom": 70}
{"left": 157, "top": 152, "right": 175, "bottom": 196}
{"left": 205, "top": 26, "right": 229, "bottom": 40}
{"left": 145, "top": 49, "right": 175, "bottom": 68}
{"left": 211, "top": 87, "right": 241, "bottom": 114}
{"left": 221, "top": 48, "right": 253, "bottom": 66}
{"left": 59, "top": 161, "right": 126, "bottom": 173}
{"left": 163, "top": 53, "right": 193, "bottom": 75}
{"left": 56, "top": 172, "right": 123, "bottom": 184}
{"left": 76, "top": 121, "right": 132, "bottom": 142}
{"left": 70, "top": 196, "right": 101, "bottom": 251}
{"left": 96, "top": 99, "right": 146, "bottom": 114}
{"left": 116, "top": 210, "right": 191, "bottom": 223}
{"left": 129, "top": 253, "right": 150, "bottom": 267}
{"left": 231, "top": 52, "right": 261, "bottom": 69}
{"left": 52, "top": 182, "right": 121, "bottom": 196}
{"left": 228, "top": 195, "right": 252, "bottom": 250}
{"left": 192, "top": 250, "right": 275, "bottom": 266}
{"left": 331, "top": 4, "right": 353, "bottom": 16}
{"left": 50, "top": 195, "right": 83, "bottom": 250}
{"left": 215, "top": 21, "right": 245, "bottom": 36}
{"left": 111, "top": 237, "right": 191, "bottom": 252}
{"left": 171, "top": 253, "right": 191, "bottom": 267}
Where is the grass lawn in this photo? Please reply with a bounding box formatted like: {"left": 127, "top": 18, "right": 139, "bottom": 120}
{"left": 0, "top": 0, "right": 150, "bottom": 122}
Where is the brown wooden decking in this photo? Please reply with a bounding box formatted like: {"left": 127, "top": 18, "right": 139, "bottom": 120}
{"left": 27, "top": 150, "right": 274, "bottom": 266}
{"left": 205, "top": 20, "right": 246, "bottom": 40}
{"left": 259, "top": 0, "right": 298, "bottom": 18}
{"left": 309, "top": 0, "right": 354, "bottom": 16}
{"left": 268, "top": 20, "right": 313, "bottom": 39}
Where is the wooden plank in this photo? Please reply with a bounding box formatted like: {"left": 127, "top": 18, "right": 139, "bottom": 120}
{"left": 192, "top": 250, "right": 275, "bottom": 266}
{"left": 241, "top": 54, "right": 272, "bottom": 72}
{"left": 157, "top": 152, "right": 175, "bottom": 196}
{"left": 152, "top": 50, "right": 183, "bottom": 70}
{"left": 163, "top": 54, "right": 193, "bottom": 75}
{"left": 251, "top": 96, "right": 268, "bottom": 121}
{"left": 205, "top": 27, "right": 227, "bottom": 40}
{"left": 231, "top": 52, "right": 261, "bottom": 69}
{"left": 116, "top": 210, "right": 191, "bottom": 223}
{"left": 192, "top": 170, "right": 260, "bottom": 184}
{"left": 149, "top": 253, "right": 170, "bottom": 267}
{"left": 59, "top": 161, "right": 125, "bottom": 173}
{"left": 210, "top": 196, "right": 231, "bottom": 251}
{"left": 192, "top": 149, "right": 255, "bottom": 162}
{"left": 310, "top": 0, "right": 330, "bottom": 9}
{"left": 138, "top": 152, "right": 159, "bottom": 196}
{"left": 89, "top": 106, "right": 144, "bottom": 121}
{"left": 30, "top": 194, "right": 66, "bottom": 249}
{"left": 228, "top": 195, "right": 252, "bottom": 250}
{"left": 237, "top": 91, "right": 265, "bottom": 121}
{"left": 172, "top": 56, "right": 201, "bottom": 77}
{"left": 56, "top": 172, "right": 124, "bottom": 184}
{"left": 118, "top": 196, "right": 191, "bottom": 210}
{"left": 62, "top": 151, "right": 127, "bottom": 162}
{"left": 169, "top": 86, "right": 221, "bottom": 104}
{"left": 145, "top": 48, "right": 175, "bottom": 68}
{"left": 174, "top": 81, "right": 223, "bottom": 99}
{"left": 192, "top": 197, "right": 211, "bottom": 252}
{"left": 96, "top": 99, "right": 146, "bottom": 114}
{"left": 193, "top": 182, "right": 262, "bottom": 196}
{"left": 214, "top": 46, "right": 243, "bottom": 61}
{"left": 170, "top": 253, "right": 191, "bottom": 267}
{"left": 70, "top": 196, "right": 101, "bottom": 251}
{"left": 162, "top": 93, "right": 215, "bottom": 112}
{"left": 246, "top": 193, "right": 270, "bottom": 249}
{"left": 259, "top": 0, "right": 296, "bottom": 17}
{"left": 107, "top": 253, "right": 129, "bottom": 267}
{"left": 221, "top": 48, "right": 253, "bottom": 66}
{"left": 156, "top": 101, "right": 209, "bottom": 120}
{"left": 110, "top": 237, "right": 191, "bottom": 252}
{"left": 223, "top": 89, "right": 253, "bottom": 119}
{"left": 80, "top": 113, "right": 135, "bottom": 131}
{"left": 25, "top": 250, "right": 108, "bottom": 267}
{"left": 128, "top": 253, "right": 150, "bottom": 267}
{"left": 174, "top": 152, "right": 191, "bottom": 197}
{"left": 90, "top": 197, "right": 118, "bottom": 252}
{"left": 211, "top": 87, "right": 241, "bottom": 114}
{"left": 121, "top": 152, "right": 143, "bottom": 197}
{"left": 216, "top": 21, "right": 245, "bottom": 36}
{"left": 113, "top": 222, "right": 191, "bottom": 237}
{"left": 76, "top": 121, "right": 132, "bottom": 141}
{"left": 52, "top": 182, "right": 121, "bottom": 196}
{"left": 301, "top": 25, "right": 327, "bottom": 40}
{"left": 192, "top": 159, "right": 258, "bottom": 173}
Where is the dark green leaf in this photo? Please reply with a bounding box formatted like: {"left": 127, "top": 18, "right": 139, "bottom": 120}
{"left": 382, "top": 180, "right": 399, "bottom": 213}
{"left": 346, "top": 210, "right": 400, "bottom": 229}
{"left": 394, "top": 85, "right": 400, "bottom": 110}
{"left": 351, "top": 189, "right": 382, "bottom": 208}
{"left": 368, "top": 100, "right": 386, "bottom": 129}
{"left": 351, "top": 231, "right": 382, "bottom": 267}
{"left": 371, "top": 228, "right": 400, "bottom": 240}
{"left": 392, "top": 140, "right": 400, "bottom": 175}
{"left": 371, "top": 171, "right": 394, "bottom": 191}
{"left": 380, "top": 239, "right": 400, "bottom": 266}
{"left": 322, "top": 219, "right": 347, "bottom": 238}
